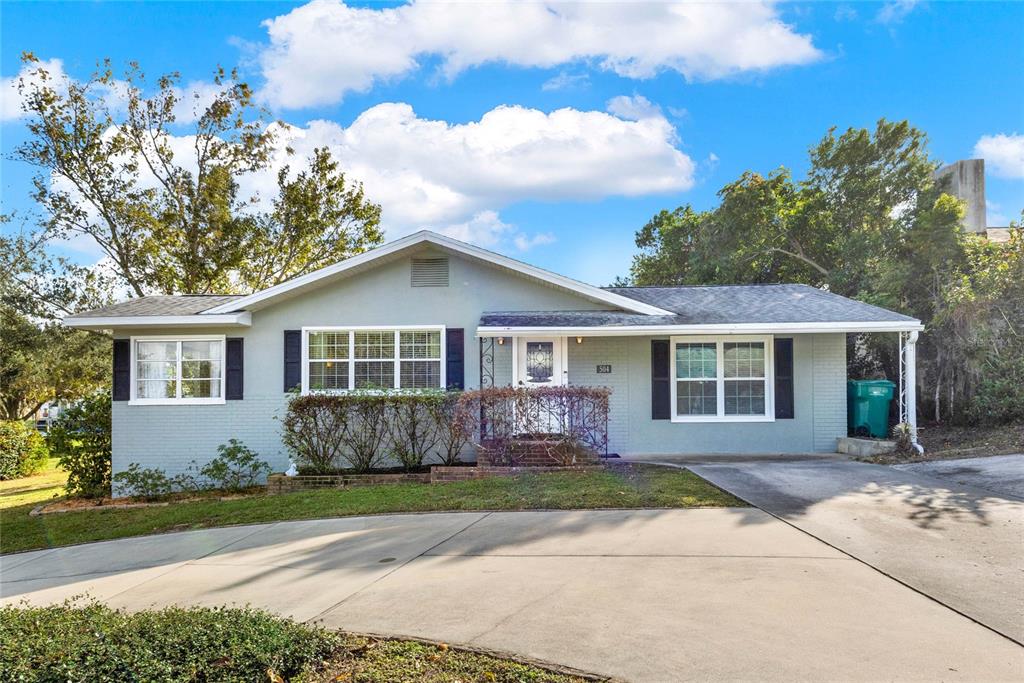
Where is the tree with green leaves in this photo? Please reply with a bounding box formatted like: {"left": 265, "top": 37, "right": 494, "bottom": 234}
{"left": 13, "top": 53, "right": 382, "bottom": 296}
{"left": 0, "top": 216, "right": 111, "bottom": 421}
{"left": 627, "top": 120, "right": 937, "bottom": 298}
{"left": 622, "top": 119, "right": 1022, "bottom": 423}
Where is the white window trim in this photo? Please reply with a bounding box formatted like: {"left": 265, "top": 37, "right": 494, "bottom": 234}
{"left": 129, "top": 334, "right": 227, "bottom": 406}
{"left": 669, "top": 334, "right": 775, "bottom": 423}
{"left": 301, "top": 326, "right": 446, "bottom": 394}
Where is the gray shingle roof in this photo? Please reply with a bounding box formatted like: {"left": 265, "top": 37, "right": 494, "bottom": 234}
{"left": 481, "top": 284, "right": 918, "bottom": 327}
{"left": 67, "top": 295, "right": 245, "bottom": 318}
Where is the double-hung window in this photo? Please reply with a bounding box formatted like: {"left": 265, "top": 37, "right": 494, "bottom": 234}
{"left": 131, "top": 336, "right": 225, "bottom": 404}
{"left": 303, "top": 328, "right": 444, "bottom": 391}
{"left": 671, "top": 335, "right": 773, "bottom": 421}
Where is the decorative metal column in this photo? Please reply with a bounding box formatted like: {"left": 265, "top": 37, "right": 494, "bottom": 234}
{"left": 478, "top": 336, "right": 497, "bottom": 440}
{"left": 898, "top": 330, "right": 922, "bottom": 452}
{"left": 479, "top": 336, "right": 496, "bottom": 388}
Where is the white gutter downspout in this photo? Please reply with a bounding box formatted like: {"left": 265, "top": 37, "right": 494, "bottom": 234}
{"left": 905, "top": 330, "right": 924, "bottom": 453}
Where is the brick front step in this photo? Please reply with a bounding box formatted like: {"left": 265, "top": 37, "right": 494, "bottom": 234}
{"left": 477, "top": 438, "right": 602, "bottom": 467}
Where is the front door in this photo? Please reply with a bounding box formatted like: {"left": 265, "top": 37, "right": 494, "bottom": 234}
{"left": 515, "top": 337, "right": 566, "bottom": 387}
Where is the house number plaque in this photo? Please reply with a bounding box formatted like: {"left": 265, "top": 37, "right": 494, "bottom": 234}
{"left": 596, "top": 365, "right": 612, "bottom": 374}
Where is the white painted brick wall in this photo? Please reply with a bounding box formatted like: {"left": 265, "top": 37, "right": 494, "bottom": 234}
{"left": 811, "top": 334, "right": 848, "bottom": 451}
{"left": 568, "top": 337, "right": 630, "bottom": 454}
{"left": 112, "top": 397, "right": 291, "bottom": 480}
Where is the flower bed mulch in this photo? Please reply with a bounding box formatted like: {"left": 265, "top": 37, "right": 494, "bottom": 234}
{"left": 30, "top": 489, "right": 256, "bottom": 516}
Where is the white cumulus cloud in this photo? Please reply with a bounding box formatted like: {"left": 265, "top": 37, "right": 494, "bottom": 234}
{"left": 259, "top": 100, "right": 694, "bottom": 248}
{"left": 2, "top": 58, "right": 69, "bottom": 122}
{"left": 171, "top": 81, "right": 230, "bottom": 124}
{"left": 974, "top": 133, "right": 1024, "bottom": 179}
{"left": 257, "top": 0, "right": 822, "bottom": 109}
{"left": 44, "top": 99, "right": 693, "bottom": 255}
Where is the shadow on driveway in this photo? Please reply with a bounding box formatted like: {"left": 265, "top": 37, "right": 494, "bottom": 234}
{"left": 675, "top": 458, "right": 1024, "bottom": 645}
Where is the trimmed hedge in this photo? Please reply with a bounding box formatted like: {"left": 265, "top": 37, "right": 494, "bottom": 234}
{"left": 282, "top": 390, "right": 469, "bottom": 474}
{"left": 0, "top": 420, "right": 48, "bottom": 480}
{"left": 0, "top": 601, "right": 339, "bottom": 682}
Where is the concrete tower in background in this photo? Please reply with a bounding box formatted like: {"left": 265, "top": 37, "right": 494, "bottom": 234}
{"left": 934, "top": 159, "right": 987, "bottom": 233}
{"left": 934, "top": 158, "right": 1011, "bottom": 242}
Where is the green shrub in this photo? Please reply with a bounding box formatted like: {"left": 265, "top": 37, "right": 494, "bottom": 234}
{"left": 0, "top": 420, "right": 49, "bottom": 480}
{"left": 0, "top": 601, "right": 339, "bottom": 682}
{"left": 202, "top": 439, "right": 270, "bottom": 491}
{"left": 112, "top": 441, "right": 269, "bottom": 499}
{"left": 48, "top": 391, "right": 111, "bottom": 498}
{"left": 891, "top": 422, "right": 915, "bottom": 455}
{"left": 112, "top": 463, "right": 176, "bottom": 499}
{"left": 968, "top": 350, "right": 1024, "bottom": 425}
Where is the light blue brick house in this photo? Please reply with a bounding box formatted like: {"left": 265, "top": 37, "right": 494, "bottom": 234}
{"left": 64, "top": 231, "right": 924, "bottom": 480}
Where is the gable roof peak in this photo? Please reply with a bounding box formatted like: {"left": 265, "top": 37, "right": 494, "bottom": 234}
{"left": 203, "top": 230, "right": 673, "bottom": 316}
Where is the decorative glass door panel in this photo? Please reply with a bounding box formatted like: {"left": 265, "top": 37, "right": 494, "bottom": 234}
{"left": 526, "top": 342, "right": 554, "bottom": 383}
{"left": 516, "top": 337, "right": 565, "bottom": 388}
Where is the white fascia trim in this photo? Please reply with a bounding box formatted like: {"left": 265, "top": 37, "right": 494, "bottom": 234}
{"left": 63, "top": 312, "right": 252, "bottom": 329}
{"left": 202, "top": 231, "right": 673, "bottom": 316}
{"left": 477, "top": 320, "right": 925, "bottom": 337}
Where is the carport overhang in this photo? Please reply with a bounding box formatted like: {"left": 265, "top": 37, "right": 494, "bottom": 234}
{"left": 476, "top": 320, "right": 925, "bottom": 337}
{"left": 476, "top": 320, "right": 926, "bottom": 452}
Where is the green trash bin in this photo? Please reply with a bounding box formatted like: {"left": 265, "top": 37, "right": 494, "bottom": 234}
{"left": 847, "top": 379, "right": 896, "bottom": 438}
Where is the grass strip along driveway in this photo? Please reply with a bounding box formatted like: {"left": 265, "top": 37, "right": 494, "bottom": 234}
{"left": 1, "top": 463, "right": 743, "bottom": 554}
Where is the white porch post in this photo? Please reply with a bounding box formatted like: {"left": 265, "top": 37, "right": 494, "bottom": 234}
{"left": 904, "top": 330, "right": 923, "bottom": 452}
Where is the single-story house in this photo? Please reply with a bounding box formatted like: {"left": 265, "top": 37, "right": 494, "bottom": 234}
{"left": 64, "top": 230, "right": 924, "bottom": 480}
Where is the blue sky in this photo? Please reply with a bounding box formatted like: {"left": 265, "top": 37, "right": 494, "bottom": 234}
{"left": 2, "top": 1, "right": 1022, "bottom": 286}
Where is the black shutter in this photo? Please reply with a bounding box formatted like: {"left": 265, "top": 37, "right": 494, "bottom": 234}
{"left": 651, "top": 339, "right": 670, "bottom": 420}
{"left": 226, "top": 337, "right": 244, "bottom": 400}
{"left": 774, "top": 338, "right": 794, "bottom": 419}
{"left": 112, "top": 339, "right": 130, "bottom": 401}
{"left": 445, "top": 328, "right": 465, "bottom": 389}
{"left": 283, "top": 330, "right": 301, "bottom": 392}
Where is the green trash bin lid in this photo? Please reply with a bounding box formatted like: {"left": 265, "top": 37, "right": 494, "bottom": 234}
{"left": 847, "top": 379, "right": 896, "bottom": 398}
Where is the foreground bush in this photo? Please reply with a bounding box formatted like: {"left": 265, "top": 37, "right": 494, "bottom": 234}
{"left": 0, "top": 601, "right": 339, "bottom": 682}
{"left": 47, "top": 391, "right": 111, "bottom": 497}
{"left": 0, "top": 601, "right": 590, "bottom": 683}
{"left": 0, "top": 420, "right": 48, "bottom": 480}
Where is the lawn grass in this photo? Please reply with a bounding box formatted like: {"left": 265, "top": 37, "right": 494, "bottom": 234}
{"left": 0, "top": 463, "right": 743, "bottom": 554}
{"left": 0, "top": 458, "right": 67, "bottom": 509}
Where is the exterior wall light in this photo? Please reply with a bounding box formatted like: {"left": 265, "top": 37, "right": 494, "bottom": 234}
{"left": 496, "top": 337, "right": 504, "bottom": 345}
{"left": 576, "top": 336, "right": 583, "bottom": 344}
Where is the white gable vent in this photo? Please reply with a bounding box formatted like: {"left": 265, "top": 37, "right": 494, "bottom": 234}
{"left": 411, "top": 257, "right": 449, "bottom": 287}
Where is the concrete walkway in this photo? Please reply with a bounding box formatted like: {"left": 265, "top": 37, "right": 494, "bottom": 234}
{"left": 3, "top": 509, "right": 1021, "bottom": 682}
{"left": 682, "top": 459, "right": 1024, "bottom": 645}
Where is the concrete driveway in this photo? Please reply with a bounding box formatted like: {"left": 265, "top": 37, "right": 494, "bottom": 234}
{"left": 3, "top": 509, "right": 1021, "bottom": 682}
{"left": 681, "top": 458, "right": 1024, "bottom": 645}
{"left": 893, "top": 454, "right": 1024, "bottom": 499}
